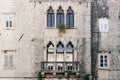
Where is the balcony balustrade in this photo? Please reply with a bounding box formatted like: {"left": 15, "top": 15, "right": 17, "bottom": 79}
{"left": 41, "top": 62, "right": 80, "bottom": 73}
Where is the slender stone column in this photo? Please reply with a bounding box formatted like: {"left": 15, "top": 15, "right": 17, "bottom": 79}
{"left": 64, "top": 47, "right": 67, "bottom": 71}
{"left": 54, "top": 13, "right": 56, "bottom": 27}
{"left": 54, "top": 46, "right": 56, "bottom": 70}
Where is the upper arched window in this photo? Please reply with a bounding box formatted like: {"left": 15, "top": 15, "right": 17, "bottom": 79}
{"left": 56, "top": 7, "right": 64, "bottom": 26}
{"left": 47, "top": 41, "right": 54, "bottom": 52}
{"left": 56, "top": 42, "right": 64, "bottom": 53}
{"left": 66, "top": 7, "right": 74, "bottom": 27}
{"left": 47, "top": 7, "right": 54, "bottom": 27}
{"left": 66, "top": 42, "right": 74, "bottom": 52}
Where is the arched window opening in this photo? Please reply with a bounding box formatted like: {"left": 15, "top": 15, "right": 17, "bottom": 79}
{"left": 56, "top": 42, "right": 64, "bottom": 53}
{"left": 67, "top": 64, "right": 73, "bottom": 70}
{"left": 47, "top": 41, "right": 54, "bottom": 52}
{"left": 47, "top": 63, "right": 53, "bottom": 71}
{"left": 66, "top": 7, "right": 74, "bottom": 27}
{"left": 66, "top": 42, "right": 74, "bottom": 52}
{"left": 66, "top": 42, "right": 74, "bottom": 62}
{"left": 57, "top": 63, "right": 63, "bottom": 71}
{"left": 47, "top": 7, "right": 54, "bottom": 27}
{"left": 47, "top": 41, "right": 54, "bottom": 62}
{"left": 56, "top": 42, "right": 64, "bottom": 62}
{"left": 56, "top": 6, "right": 64, "bottom": 26}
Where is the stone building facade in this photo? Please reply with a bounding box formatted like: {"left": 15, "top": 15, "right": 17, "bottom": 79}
{"left": 0, "top": 0, "right": 119, "bottom": 80}
{"left": 96, "top": 0, "right": 120, "bottom": 80}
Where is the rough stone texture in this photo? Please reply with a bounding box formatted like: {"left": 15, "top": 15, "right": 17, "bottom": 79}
{"left": 91, "top": 0, "right": 120, "bottom": 80}
{"left": 97, "top": 0, "right": 109, "bottom": 18}
{"left": 91, "top": 1, "right": 99, "bottom": 80}
{"left": 96, "top": 0, "right": 120, "bottom": 80}
{"left": 0, "top": 0, "right": 119, "bottom": 80}
{"left": 0, "top": 0, "right": 91, "bottom": 80}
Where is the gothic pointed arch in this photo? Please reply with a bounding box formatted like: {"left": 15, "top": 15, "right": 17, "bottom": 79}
{"left": 56, "top": 6, "right": 64, "bottom": 26}
{"left": 66, "top": 7, "right": 74, "bottom": 27}
{"left": 47, "top": 6, "right": 54, "bottom": 27}
{"left": 56, "top": 41, "right": 64, "bottom": 53}
{"left": 47, "top": 41, "right": 54, "bottom": 63}
{"left": 66, "top": 41, "right": 74, "bottom": 62}
{"left": 66, "top": 41, "right": 74, "bottom": 52}
{"left": 47, "top": 41, "right": 54, "bottom": 52}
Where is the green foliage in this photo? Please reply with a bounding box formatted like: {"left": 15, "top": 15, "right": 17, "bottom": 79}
{"left": 64, "top": 70, "right": 73, "bottom": 74}
{"left": 38, "top": 72, "right": 42, "bottom": 80}
{"left": 84, "top": 74, "right": 91, "bottom": 80}
{"left": 57, "top": 24, "right": 71, "bottom": 34}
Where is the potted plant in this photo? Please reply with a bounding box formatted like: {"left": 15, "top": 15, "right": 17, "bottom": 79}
{"left": 64, "top": 70, "right": 73, "bottom": 80}
{"left": 83, "top": 74, "right": 91, "bottom": 80}
{"left": 38, "top": 71, "right": 42, "bottom": 80}
{"left": 57, "top": 24, "right": 70, "bottom": 36}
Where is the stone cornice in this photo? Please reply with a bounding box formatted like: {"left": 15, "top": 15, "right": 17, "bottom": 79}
{"left": 29, "top": 0, "right": 91, "bottom": 3}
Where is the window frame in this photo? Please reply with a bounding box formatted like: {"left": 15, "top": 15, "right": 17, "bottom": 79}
{"left": 98, "top": 53, "right": 110, "bottom": 69}
{"left": 66, "top": 42, "right": 74, "bottom": 61}
{"left": 56, "top": 42, "right": 64, "bottom": 53}
{"left": 47, "top": 7, "right": 54, "bottom": 27}
{"left": 4, "top": 15, "right": 14, "bottom": 30}
{"left": 47, "top": 42, "right": 54, "bottom": 61}
{"left": 56, "top": 7, "right": 64, "bottom": 26}
{"left": 4, "top": 52, "right": 15, "bottom": 70}
{"left": 99, "top": 18, "right": 109, "bottom": 32}
{"left": 66, "top": 7, "right": 74, "bottom": 28}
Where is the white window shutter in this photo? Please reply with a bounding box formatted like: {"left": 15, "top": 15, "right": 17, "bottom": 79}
{"left": 4, "top": 55, "right": 8, "bottom": 67}
{"left": 99, "top": 18, "right": 109, "bottom": 32}
{"left": 9, "top": 55, "right": 13, "bottom": 66}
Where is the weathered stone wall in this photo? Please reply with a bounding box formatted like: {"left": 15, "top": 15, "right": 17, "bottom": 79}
{"left": 94, "top": 0, "right": 120, "bottom": 80}
{"left": 1, "top": 0, "right": 120, "bottom": 80}
{"left": 0, "top": 0, "right": 91, "bottom": 80}
{"left": 0, "top": 78, "right": 37, "bottom": 80}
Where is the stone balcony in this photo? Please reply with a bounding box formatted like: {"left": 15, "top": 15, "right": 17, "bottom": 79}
{"left": 41, "top": 61, "right": 80, "bottom": 73}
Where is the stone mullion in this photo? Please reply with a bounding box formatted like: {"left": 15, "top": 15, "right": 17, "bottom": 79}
{"left": 44, "top": 46, "right": 47, "bottom": 62}
{"left": 64, "top": 11, "right": 67, "bottom": 25}
{"left": 64, "top": 47, "right": 67, "bottom": 71}
{"left": 54, "top": 13, "right": 56, "bottom": 28}
{"left": 54, "top": 45, "right": 56, "bottom": 71}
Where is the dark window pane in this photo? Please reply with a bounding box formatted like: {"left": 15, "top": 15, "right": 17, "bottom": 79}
{"left": 47, "top": 14, "right": 51, "bottom": 27}
{"left": 6, "top": 21, "right": 9, "bottom": 27}
{"left": 10, "top": 21, "right": 12, "bottom": 27}
{"left": 57, "top": 14, "right": 60, "bottom": 26}
{"left": 66, "top": 7, "right": 74, "bottom": 27}
{"left": 104, "top": 59, "right": 107, "bottom": 62}
{"left": 51, "top": 14, "right": 54, "bottom": 27}
{"left": 100, "top": 63, "right": 103, "bottom": 67}
{"left": 100, "top": 55, "right": 103, "bottom": 67}
{"left": 100, "top": 55, "right": 103, "bottom": 58}
{"left": 57, "top": 13, "right": 64, "bottom": 26}
{"left": 66, "top": 42, "right": 74, "bottom": 52}
{"left": 100, "top": 60, "right": 103, "bottom": 62}
{"left": 57, "top": 42, "right": 64, "bottom": 52}
{"left": 104, "top": 55, "right": 107, "bottom": 58}
{"left": 70, "top": 14, "right": 74, "bottom": 27}
{"left": 57, "top": 7, "right": 64, "bottom": 26}
{"left": 104, "top": 63, "right": 107, "bottom": 67}
{"left": 100, "top": 55, "right": 108, "bottom": 67}
{"left": 47, "top": 7, "right": 54, "bottom": 27}
{"left": 66, "top": 15, "right": 69, "bottom": 26}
